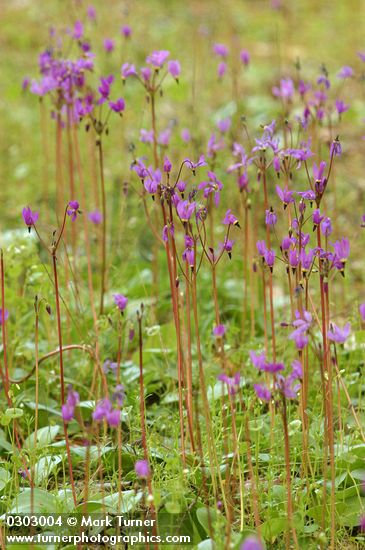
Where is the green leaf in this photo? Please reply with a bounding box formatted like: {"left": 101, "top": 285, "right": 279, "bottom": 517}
{"left": 337, "top": 497, "right": 365, "bottom": 527}
{"left": 350, "top": 469, "right": 365, "bottom": 481}
{"left": 197, "top": 539, "right": 215, "bottom": 550}
{"left": 34, "top": 455, "right": 63, "bottom": 484}
{"left": 94, "top": 490, "right": 143, "bottom": 513}
{"left": 261, "top": 517, "right": 288, "bottom": 540}
{"left": 164, "top": 500, "right": 181, "bottom": 514}
{"left": 9, "top": 489, "right": 59, "bottom": 514}
{"left": 1, "top": 408, "right": 23, "bottom": 425}
{"left": 0, "top": 428, "right": 12, "bottom": 452}
{"left": 73, "top": 501, "right": 108, "bottom": 514}
{"left": 0, "top": 468, "right": 10, "bottom": 491}
{"left": 196, "top": 507, "right": 217, "bottom": 535}
{"left": 24, "top": 426, "right": 60, "bottom": 450}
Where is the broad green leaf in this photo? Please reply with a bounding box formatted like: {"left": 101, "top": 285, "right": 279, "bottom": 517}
{"left": 95, "top": 490, "right": 143, "bottom": 513}
{"left": 261, "top": 517, "right": 288, "bottom": 540}
{"left": 0, "top": 468, "right": 10, "bottom": 491}
{"left": 24, "top": 426, "right": 60, "bottom": 450}
{"left": 9, "top": 489, "right": 58, "bottom": 514}
{"left": 196, "top": 507, "right": 217, "bottom": 535}
{"left": 197, "top": 539, "right": 215, "bottom": 550}
{"left": 34, "top": 455, "right": 63, "bottom": 484}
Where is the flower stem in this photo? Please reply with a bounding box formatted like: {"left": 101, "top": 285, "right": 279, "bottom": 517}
{"left": 52, "top": 252, "right": 77, "bottom": 506}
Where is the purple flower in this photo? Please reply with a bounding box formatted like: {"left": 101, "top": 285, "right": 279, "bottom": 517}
{"left": 276, "top": 185, "right": 294, "bottom": 207}
{"left": 330, "top": 137, "right": 342, "bottom": 157}
{"left": 317, "top": 75, "right": 330, "bottom": 89}
{"left": 62, "top": 386, "right": 80, "bottom": 423}
{"left": 176, "top": 180, "right": 186, "bottom": 193}
{"left": 67, "top": 200, "right": 80, "bottom": 222}
{"left": 237, "top": 172, "right": 249, "bottom": 192}
{"left": 298, "top": 190, "right": 316, "bottom": 202}
{"left": 73, "top": 21, "right": 83, "bottom": 40}
{"left": 163, "top": 156, "right": 172, "bottom": 173}
{"left": 240, "top": 49, "right": 250, "bottom": 66}
{"left": 291, "top": 359, "right": 303, "bottom": 379}
{"left": 256, "top": 240, "right": 267, "bottom": 257}
{"left": 62, "top": 403, "right": 75, "bottom": 422}
{"left": 181, "top": 128, "right": 191, "bottom": 142}
{"left": 162, "top": 223, "right": 174, "bottom": 242}
{"left": 300, "top": 249, "right": 315, "bottom": 273}
{"left": 328, "top": 322, "right": 351, "bottom": 344}
{"left": 22, "top": 207, "right": 39, "bottom": 228}
{"left": 140, "top": 67, "right": 152, "bottom": 82}
{"left": 321, "top": 217, "right": 332, "bottom": 236}
{"left": 103, "top": 360, "right": 118, "bottom": 373}
{"left": 109, "top": 98, "right": 125, "bottom": 113}
{"left": 182, "top": 247, "right": 195, "bottom": 267}
{"left": 135, "top": 459, "right": 150, "bottom": 478}
{"left": 67, "top": 388, "right": 80, "bottom": 407}
{"left": 288, "top": 250, "right": 299, "bottom": 269}
{"left": 293, "top": 309, "right": 312, "bottom": 330}
{"left": 217, "top": 62, "right": 227, "bottom": 79}
{"left": 220, "top": 237, "right": 235, "bottom": 258}
{"left": 337, "top": 66, "right": 354, "bottom": 79}
{"left": 0, "top": 309, "right": 9, "bottom": 325}
{"left": 87, "top": 5, "right": 96, "bottom": 20}
{"left": 217, "top": 118, "right": 231, "bottom": 133}
{"left": 168, "top": 60, "right": 181, "bottom": 79}
{"left": 121, "top": 63, "right": 137, "bottom": 79}
{"left": 106, "top": 409, "right": 120, "bottom": 427}
{"left": 121, "top": 25, "right": 132, "bottom": 38}
{"left": 262, "top": 362, "right": 285, "bottom": 373}
{"left": 240, "top": 536, "right": 263, "bottom": 550}
{"left": 177, "top": 200, "right": 196, "bottom": 222}
{"left": 223, "top": 209, "right": 239, "bottom": 226}
{"left": 111, "top": 383, "right": 125, "bottom": 403}
{"left": 158, "top": 129, "right": 172, "bottom": 146}
{"left": 88, "top": 210, "right": 102, "bottom": 225}
{"left": 265, "top": 208, "right": 277, "bottom": 226}
{"left": 207, "top": 133, "right": 225, "bottom": 156}
{"left": 264, "top": 249, "right": 275, "bottom": 268}
{"left": 298, "top": 79, "right": 311, "bottom": 96}
{"left": 217, "top": 372, "right": 240, "bottom": 395}
{"left": 273, "top": 156, "right": 281, "bottom": 173}
{"left": 281, "top": 237, "right": 294, "bottom": 252}
{"left": 22, "top": 77, "right": 30, "bottom": 91}
{"left": 213, "top": 324, "right": 226, "bottom": 338}
{"left": 360, "top": 303, "right": 365, "bottom": 322}
{"left": 146, "top": 50, "right": 170, "bottom": 68}
{"left": 98, "top": 75, "right": 114, "bottom": 102}
{"left": 253, "top": 384, "right": 271, "bottom": 402}
{"left": 289, "top": 330, "right": 308, "bottom": 350}
{"left": 249, "top": 350, "right": 267, "bottom": 370}
{"left": 312, "top": 208, "right": 324, "bottom": 228}
{"left": 140, "top": 129, "right": 154, "bottom": 144}
{"left": 333, "top": 238, "right": 350, "bottom": 262}
{"left": 213, "top": 43, "right": 228, "bottom": 58}
{"left": 276, "top": 374, "right": 301, "bottom": 399}
{"left": 93, "top": 398, "right": 112, "bottom": 421}
{"left": 272, "top": 78, "right": 294, "bottom": 99}
{"left": 144, "top": 169, "right": 161, "bottom": 196}
{"left": 199, "top": 171, "right": 223, "bottom": 206}
{"left": 103, "top": 39, "right": 115, "bottom": 53}
{"left": 185, "top": 155, "right": 207, "bottom": 171}
{"left": 335, "top": 100, "right": 349, "bottom": 115}
{"left": 113, "top": 294, "right": 128, "bottom": 312}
